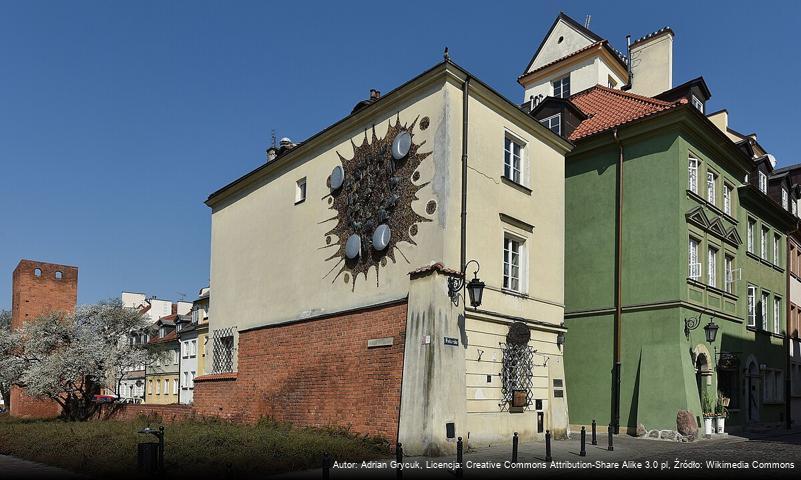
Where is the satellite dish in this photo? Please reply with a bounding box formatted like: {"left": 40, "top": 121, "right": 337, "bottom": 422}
{"left": 330, "top": 165, "right": 344, "bottom": 189}
{"left": 345, "top": 234, "right": 361, "bottom": 259}
{"left": 767, "top": 154, "right": 777, "bottom": 168}
{"left": 392, "top": 131, "right": 412, "bottom": 160}
{"left": 372, "top": 224, "right": 391, "bottom": 251}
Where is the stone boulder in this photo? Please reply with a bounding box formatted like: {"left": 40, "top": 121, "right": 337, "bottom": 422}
{"left": 676, "top": 410, "right": 698, "bottom": 441}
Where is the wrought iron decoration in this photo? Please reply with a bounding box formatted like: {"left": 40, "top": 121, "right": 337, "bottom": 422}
{"left": 500, "top": 322, "right": 535, "bottom": 410}
{"left": 323, "top": 115, "right": 432, "bottom": 290}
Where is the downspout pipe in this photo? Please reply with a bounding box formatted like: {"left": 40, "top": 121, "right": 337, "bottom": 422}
{"left": 612, "top": 128, "right": 624, "bottom": 435}
{"left": 787, "top": 224, "right": 799, "bottom": 429}
{"left": 460, "top": 75, "right": 471, "bottom": 272}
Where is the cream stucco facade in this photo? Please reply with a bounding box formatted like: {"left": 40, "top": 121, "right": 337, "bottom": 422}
{"left": 205, "top": 61, "right": 572, "bottom": 453}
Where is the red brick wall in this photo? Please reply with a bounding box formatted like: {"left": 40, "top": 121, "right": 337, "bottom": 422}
{"left": 102, "top": 404, "right": 194, "bottom": 423}
{"left": 193, "top": 301, "right": 407, "bottom": 442}
{"left": 9, "top": 259, "right": 78, "bottom": 419}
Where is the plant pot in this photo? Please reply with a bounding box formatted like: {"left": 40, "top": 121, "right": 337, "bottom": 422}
{"left": 715, "top": 416, "right": 725, "bottom": 434}
{"left": 703, "top": 417, "right": 714, "bottom": 436}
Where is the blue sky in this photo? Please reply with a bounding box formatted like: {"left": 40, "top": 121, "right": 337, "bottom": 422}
{"left": 1, "top": 1, "right": 798, "bottom": 309}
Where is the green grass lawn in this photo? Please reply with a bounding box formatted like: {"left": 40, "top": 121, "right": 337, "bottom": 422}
{"left": 0, "top": 413, "right": 389, "bottom": 478}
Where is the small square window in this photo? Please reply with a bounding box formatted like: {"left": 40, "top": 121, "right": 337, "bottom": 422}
{"left": 295, "top": 177, "right": 307, "bottom": 204}
{"left": 691, "top": 95, "right": 704, "bottom": 113}
{"left": 539, "top": 114, "right": 561, "bottom": 136}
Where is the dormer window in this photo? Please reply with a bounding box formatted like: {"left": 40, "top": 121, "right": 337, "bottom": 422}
{"left": 782, "top": 188, "right": 789, "bottom": 210}
{"left": 159, "top": 326, "right": 165, "bottom": 338}
{"left": 691, "top": 95, "right": 704, "bottom": 113}
{"left": 540, "top": 114, "right": 561, "bottom": 136}
{"left": 552, "top": 75, "right": 570, "bottom": 99}
{"left": 758, "top": 171, "right": 768, "bottom": 194}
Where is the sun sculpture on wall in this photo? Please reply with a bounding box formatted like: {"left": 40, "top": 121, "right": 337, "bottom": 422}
{"left": 322, "top": 114, "right": 433, "bottom": 290}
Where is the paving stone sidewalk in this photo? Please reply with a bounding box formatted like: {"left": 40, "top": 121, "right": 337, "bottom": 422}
{"left": 0, "top": 454, "right": 84, "bottom": 479}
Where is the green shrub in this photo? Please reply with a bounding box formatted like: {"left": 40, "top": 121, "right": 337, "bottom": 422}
{"left": 0, "top": 415, "right": 389, "bottom": 478}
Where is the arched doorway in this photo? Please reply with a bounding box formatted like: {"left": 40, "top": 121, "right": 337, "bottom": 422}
{"left": 746, "top": 361, "right": 761, "bottom": 423}
{"left": 694, "top": 349, "right": 712, "bottom": 411}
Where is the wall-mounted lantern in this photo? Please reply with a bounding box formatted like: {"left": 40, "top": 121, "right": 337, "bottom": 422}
{"left": 448, "top": 259, "right": 485, "bottom": 308}
{"left": 684, "top": 312, "right": 719, "bottom": 343}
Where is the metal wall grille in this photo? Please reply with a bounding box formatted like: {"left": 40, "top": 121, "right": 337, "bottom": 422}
{"left": 500, "top": 343, "right": 534, "bottom": 410}
{"left": 212, "top": 327, "right": 236, "bottom": 373}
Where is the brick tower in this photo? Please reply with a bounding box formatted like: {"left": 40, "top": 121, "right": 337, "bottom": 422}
{"left": 9, "top": 259, "right": 78, "bottom": 418}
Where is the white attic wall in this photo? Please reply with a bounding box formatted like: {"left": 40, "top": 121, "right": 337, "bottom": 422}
{"left": 528, "top": 18, "right": 597, "bottom": 72}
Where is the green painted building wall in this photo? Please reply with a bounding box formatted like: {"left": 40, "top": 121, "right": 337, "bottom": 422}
{"left": 564, "top": 111, "right": 792, "bottom": 433}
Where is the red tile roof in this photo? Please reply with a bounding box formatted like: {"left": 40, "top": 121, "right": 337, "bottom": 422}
{"left": 519, "top": 40, "right": 627, "bottom": 80}
{"left": 148, "top": 330, "right": 177, "bottom": 345}
{"left": 568, "top": 85, "right": 687, "bottom": 141}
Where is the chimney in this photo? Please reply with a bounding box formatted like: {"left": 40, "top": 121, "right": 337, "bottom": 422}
{"left": 266, "top": 146, "right": 278, "bottom": 162}
{"left": 706, "top": 110, "right": 729, "bottom": 135}
{"left": 627, "top": 27, "right": 674, "bottom": 97}
{"left": 370, "top": 89, "right": 381, "bottom": 100}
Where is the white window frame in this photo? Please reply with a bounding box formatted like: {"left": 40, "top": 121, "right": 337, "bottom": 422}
{"left": 707, "top": 170, "right": 716, "bottom": 205}
{"left": 295, "top": 177, "right": 307, "bottom": 204}
{"left": 688, "top": 156, "right": 699, "bottom": 193}
{"left": 747, "top": 219, "right": 755, "bottom": 253}
{"left": 190, "top": 371, "right": 196, "bottom": 389}
{"left": 774, "top": 297, "right": 782, "bottom": 334}
{"left": 759, "top": 171, "right": 768, "bottom": 194}
{"left": 724, "top": 255, "right": 734, "bottom": 294}
{"left": 707, "top": 246, "right": 717, "bottom": 288}
{"left": 761, "top": 226, "right": 768, "bottom": 260}
{"left": 539, "top": 114, "right": 561, "bottom": 136}
{"left": 503, "top": 234, "right": 527, "bottom": 293}
{"left": 761, "top": 292, "right": 770, "bottom": 331}
{"left": 774, "top": 234, "right": 781, "bottom": 266}
{"left": 172, "top": 379, "right": 178, "bottom": 395}
{"left": 783, "top": 188, "right": 789, "bottom": 210}
{"left": 691, "top": 95, "right": 704, "bottom": 113}
{"left": 689, "top": 237, "right": 701, "bottom": 280}
{"left": 723, "top": 184, "right": 732, "bottom": 215}
{"left": 747, "top": 285, "right": 756, "bottom": 327}
{"left": 503, "top": 135, "right": 524, "bottom": 185}
{"left": 552, "top": 75, "right": 570, "bottom": 98}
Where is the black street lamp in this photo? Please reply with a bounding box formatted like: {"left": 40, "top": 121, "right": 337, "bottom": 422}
{"left": 703, "top": 320, "right": 719, "bottom": 344}
{"left": 448, "top": 260, "right": 485, "bottom": 308}
{"left": 684, "top": 312, "right": 719, "bottom": 343}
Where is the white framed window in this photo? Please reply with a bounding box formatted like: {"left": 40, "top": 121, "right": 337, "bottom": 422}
{"left": 190, "top": 371, "right": 196, "bottom": 389}
{"left": 540, "top": 114, "right": 561, "bottom": 136}
{"left": 759, "top": 171, "right": 768, "bottom": 194}
{"left": 503, "top": 235, "right": 525, "bottom": 292}
{"left": 774, "top": 234, "right": 781, "bottom": 266}
{"left": 747, "top": 285, "right": 756, "bottom": 327}
{"left": 183, "top": 372, "right": 189, "bottom": 388}
{"left": 774, "top": 297, "right": 782, "bottom": 334}
{"left": 707, "top": 171, "right": 717, "bottom": 205}
{"left": 793, "top": 201, "right": 798, "bottom": 217}
{"left": 173, "top": 379, "right": 178, "bottom": 395}
{"left": 688, "top": 238, "right": 701, "bottom": 280}
{"left": 723, "top": 184, "right": 732, "bottom": 215}
{"left": 761, "top": 227, "right": 768, "bottom": 260}
{"left": 691, "top": 95, "right": 704, "bottom": 113}
{"left": 295, "top": 177, "right": 307, "bottom": 204}
{"left": 156, "top": 380, "right": 161, "bottom": 395}
{"left": 191, "top": 339, "right": 197, "bottom": 357}
{"left": 504, "top": 136, "right": 523, "bottom": 184}
{"left": 761, "top": 292, "right": 770, "bottom": 330}
{"left": 163, "top": 379, "right": 169, "bottom": 395}
{"left": 707, "top": 247, "right": 717, "bottom": 288}
{"left": 174, "top": 349, "right": 179, "bottom": 365}
{"left": 747, "top": 219, "right": 755, "bottom": 253}
{"left": 724, "top": 255, "right": 735, "bottom": 294}
{"left": 552, "top": 75, "right": 570, "bottom": 98}
{"left": 688, "top": 156, "right": 699, "bottom": 193}
{"left": 783, "top": 188, "right": 789, "bottom": 210}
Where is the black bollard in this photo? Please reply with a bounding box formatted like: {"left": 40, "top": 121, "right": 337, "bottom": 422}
{"left": 580, "top": 426, "right": 587, "bottom": 457}
{"left": 512, "top": 432, "right": 518, "bottom": 463}
{"left": 396, "top": 442, "right": 403, "bottom": 479}
{"left": 545, "top": 430, "right": 552, "bottom": 463}
{"left": 456, "top": 437, "right": 464, "bottom": 478}
{"left": 591, "top": 419, "right": 597, "bottom": 445}
{"left": 607, "top": 424, "right": 614, "bottom": 452}
{"left": 323, "top": 452, "right": 332, "bottom": 480}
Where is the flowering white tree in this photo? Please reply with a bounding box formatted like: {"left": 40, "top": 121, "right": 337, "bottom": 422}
{"left": 0, "top": 300, "right": 154, "bottom": 421}
{"left": 0, "top": 310, "right": 12, "bottom": 409}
